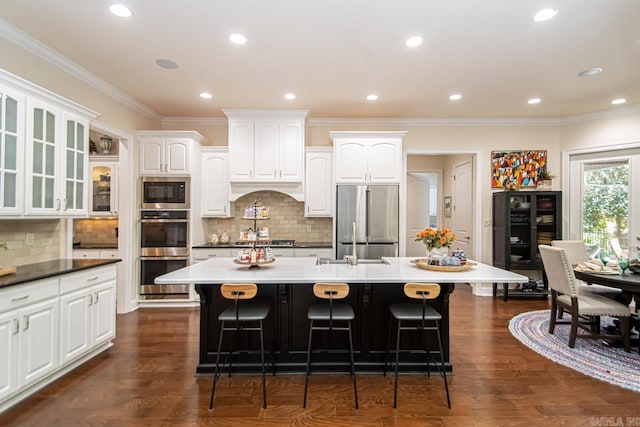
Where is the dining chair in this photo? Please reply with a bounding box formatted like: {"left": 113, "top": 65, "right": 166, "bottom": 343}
{"left": 384, "top": 283, "right": 451, "bottom": 409}
{"left": 303, "top": 283, "right": 358, "bottom": 409}
{"left": 609, "top": 237, "right": 628, "bottom": 259}
{"left": 209, "top": 283, "right": 271, "bottom": 410}
{"left": 539, "top": 245, "right": 631, "bottom": 352}
{"left": 550, "top": 240, "right": 623, "bottom": 300}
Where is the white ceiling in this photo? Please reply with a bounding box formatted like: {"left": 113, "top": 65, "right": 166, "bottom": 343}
{"left": 1, "top": 0, "right": 639, "bottom": 120}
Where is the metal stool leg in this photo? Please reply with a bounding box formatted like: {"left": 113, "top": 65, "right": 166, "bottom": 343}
{"left": 209, "top": 321, "right": 226, "bottom": 410}
{"left": 259, "top": 320, "right": 267, "bottom": 409}
{"left": 347, "top": 320, "right": 359, "bottom": 409}
{"left": 434, "top": 320, "right": 451, "bottom": 408}
{"left": 383, "top": 314, "right": 394, "bottom": 376}
{"left": 303, "top": 319, "right": 314, "bottom": 408}
{"left": 393, "top": 318, "right": 401, "bottom": 409}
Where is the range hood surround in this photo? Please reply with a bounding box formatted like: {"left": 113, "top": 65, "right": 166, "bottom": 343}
{"left": 229, "top": 181, "right": 304, "bottom": 202}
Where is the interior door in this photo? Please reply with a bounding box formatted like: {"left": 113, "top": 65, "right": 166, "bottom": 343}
{"left": 453, "top": 160, "right": 473, "bottom": 258}
{"left": 406, "top": 173, "right": 436, "bottom": 257}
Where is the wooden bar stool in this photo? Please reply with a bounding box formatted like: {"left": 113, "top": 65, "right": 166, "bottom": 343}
{"left": 209, "top": 283, "right": 270, "bottom": 410}
{"left": 385, "top": 283, "right": 451, "bottom": 408}
{"left": 303, "top": 283, "right": 358, "bottom": 409}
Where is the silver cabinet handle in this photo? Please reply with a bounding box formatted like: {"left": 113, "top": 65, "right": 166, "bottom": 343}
{"left": 95, "top": 292, "right": 99, "bottom": 303}
{"left": 23, "top": 315, "right": 29, "bottom": 331}
{"left": 208, "top": 254, "right": 217, "bottom": 257}
{"left": 88, "top": 293, "right": 93, "bottom": 306}
{"left": 11, "top": 295, "right": 29, "bottom": 302}
{"left": 250, "top": 169, "right": 253, "bottom": 177}
{"left": 87, "top": 276, "right": 99, "bottom": 282}
{"left": 12, "top": 318, "right": 19, "bottom": 334}
{"left": 55, "top": 199, "right": 61, "bottom": 210}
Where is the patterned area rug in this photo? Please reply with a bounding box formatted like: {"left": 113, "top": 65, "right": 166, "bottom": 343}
{"left": 509, "top": 309, "right": 640, "bottom": 392}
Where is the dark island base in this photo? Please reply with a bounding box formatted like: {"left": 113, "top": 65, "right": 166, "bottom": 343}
{"left": 195, "top": 283, "right": 455, "bottom": 375}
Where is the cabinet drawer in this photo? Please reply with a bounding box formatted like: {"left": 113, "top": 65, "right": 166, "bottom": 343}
{"left": 73, "top": 249, "right": 100, "bottom": 259}
{"left": 192, "top": 248, "right": 235, "bottom": 262}
{"left": 295, "top": 248, "right": 333, "bottom": 258}
{"left": 60, "top": 266, "right": 117, "bottom": 295}
{"left": 0, "top": 278, "right": 59, "bottom": 312}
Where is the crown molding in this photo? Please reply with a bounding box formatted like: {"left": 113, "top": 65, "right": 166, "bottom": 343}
{"left": 162, "top": 117, "right": 228, "bottom": 126}
{"left": 0, "top": 18, "right": 162, "bottom": 124}
{"left": 559, "top": 103, "right": 640, "bottom": 125}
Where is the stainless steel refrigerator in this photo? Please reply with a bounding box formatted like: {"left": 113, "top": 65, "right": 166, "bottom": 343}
{"left": 336, "top": 185, "right": 399, "bottom": 259}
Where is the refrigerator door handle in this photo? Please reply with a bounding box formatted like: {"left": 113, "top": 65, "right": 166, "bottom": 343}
{"left": 365, "top": 186, "right": 370, "bottom": 241}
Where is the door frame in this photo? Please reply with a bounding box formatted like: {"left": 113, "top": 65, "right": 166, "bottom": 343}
{"left": 405, "top": 169, "right": 443, "bottom": 257}
{"left": 562, "top": 140, "right": 640, "bottom": 249}
{"left": 401, "top": 148, "right": 482, "bottom": 265}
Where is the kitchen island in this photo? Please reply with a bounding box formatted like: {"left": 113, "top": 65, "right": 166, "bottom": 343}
{"left": 155, "top": 257, "right": 527, "bottom": 374}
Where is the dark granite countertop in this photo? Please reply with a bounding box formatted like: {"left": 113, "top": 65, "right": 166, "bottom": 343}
{"left": 192, "top": 242, "right": 332, "bottom": 249}
{"left": 0, "top": 259, "right": 121, "bottom": 289}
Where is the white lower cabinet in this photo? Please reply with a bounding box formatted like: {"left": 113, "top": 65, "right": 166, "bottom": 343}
{"left": 59, "top": 266, "right": 116, "bottom": 366}
{"left": 192, "top": 248, "right": 236, "bottom": 263}
{"left": 0, "top": 278, "right": 58, "bottom": 403}
{"left": 0, "top": 264, "right": 116, "bottom": 412}
{"left": 73, "top": 249, "right": 119, "bottom": 259}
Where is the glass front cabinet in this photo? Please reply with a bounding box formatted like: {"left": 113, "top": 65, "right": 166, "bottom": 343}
{"left": 89, "top": 157, "right": 118, "bottom": 216}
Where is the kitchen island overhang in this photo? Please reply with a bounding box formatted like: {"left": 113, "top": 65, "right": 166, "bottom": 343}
{"left": 156, "top": 257, "right": 528, "bottom": 374}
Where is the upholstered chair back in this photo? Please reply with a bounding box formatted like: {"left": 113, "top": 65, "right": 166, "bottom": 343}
{"left": 539, "top": 245, "right": 579, "bottom": 298}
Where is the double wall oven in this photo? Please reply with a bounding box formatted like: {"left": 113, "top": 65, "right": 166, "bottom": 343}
{"left": 139, "top": 177, "right": 191, "bottom": 300}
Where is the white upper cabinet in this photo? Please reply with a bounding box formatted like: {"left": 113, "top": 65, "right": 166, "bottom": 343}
{"left": 305, "top": 148, "right": 333, "bottom": 217}
{"left": 138, "top": 131, "right": 206, "bottom": 176}
{"left": 225, "top": 110, "right": 308, "bottom": 182}
{"left": 89, "top": 156, "right": 118, "bottom": 216}
{"left": 332, "top": 131, "right": 406, "bottom": 184}
{"left": 0, "top": 69, "right": 97, "bottom": 218}
{"left": 200, "top": 148, "right": 231, "bottom": 217}
{"left": 0, "top": 84, "right": 25, "bottom": 216}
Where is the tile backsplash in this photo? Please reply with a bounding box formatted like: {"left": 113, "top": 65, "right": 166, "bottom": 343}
{"left": 0, "top": 220, "right": 61, "bottom": 266}
{"left": 204, "top": 191, "right": 332, "bottom": 243}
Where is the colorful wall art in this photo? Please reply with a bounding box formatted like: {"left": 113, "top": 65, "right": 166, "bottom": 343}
{"left": 491, "top": 150, "right": 547, "bottom": 188}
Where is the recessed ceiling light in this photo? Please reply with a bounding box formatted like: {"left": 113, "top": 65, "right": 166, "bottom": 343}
{"left": 229, "top": 33, "right": 247, "bottom": 45}
{"left": 109, "top": 4, "right": 131, "bottom": 18}
{"left": 578, "top": 67, "right": 603, "bottom": 77}
{"left": 155, "top": 58, "right": 178, "bottom": 69}
{"left": 528, "top": 98, "right": 542, "bottom": 104}
{"left": 449, "top": 93, "right": 462, "bottom": 101}
{"left": 284, "top": 93, "right": 296, "bottom": 100}
{"left": 200, "top": 92, "right": 213, "bottom": 99}
{"left": 611, "top": 98, "right": 626, "bottom": 105}
{"left": 406, "top": 36, "right": 423, "bottom": 47}
{"left": 366, "top": 94, "right": 379, "bottom": 101}
{"left": 534, "top": 9, "right": 558, "bottom": 22}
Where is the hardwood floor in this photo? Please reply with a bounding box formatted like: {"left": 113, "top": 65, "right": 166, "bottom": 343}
{"left": 2, "top": 285, "right": 638, "bottom": 426}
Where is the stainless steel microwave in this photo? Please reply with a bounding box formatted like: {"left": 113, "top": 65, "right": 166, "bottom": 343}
{"left": 141, "top": 177, "right": 190, "bottom": 209}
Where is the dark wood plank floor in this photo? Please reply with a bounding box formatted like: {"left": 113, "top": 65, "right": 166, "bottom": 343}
{"left": 2, "top": 285, "right": 638, "bottom": 426}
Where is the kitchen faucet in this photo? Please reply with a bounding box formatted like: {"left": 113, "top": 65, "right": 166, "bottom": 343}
{"left": 344, "top": 221, "right": 358, "bottom": 265}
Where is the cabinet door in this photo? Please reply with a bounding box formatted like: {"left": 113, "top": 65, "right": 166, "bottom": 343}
{"left": 279, "top": 121, "right": 303, "bottom": 180}
{"left": 165, "top": 140, "right": 190, "bottom": 175}
{"left": 368, "top": 139, "right": 401, "bottom": 182}
{"left": 59, "top": 288, "right": 91, "bottom": 366}
{"left": 335, "top": 140, "right": 367, "bottom": 182}
{"left": 139, "top": 139, "right": 164, "bottom": 175}
{"left": 201, "top": 150, "right": 230, "bottom": 217}
{"left": 0, "top": 310, "right": 18, "bottom": 401}
{"left": 253, "top": 121, "right": 279, "bottom": 180}
{"left": 0, "top": 86, "right": 25, "bottom": 215}
{"left": 89, "top": 162, "right": 117, "bottom": 216}
{"left": 19, "top": 297, "right": 58, "bottom": 389}
{"left": 228, "top": 122, "right": 254, "bottom": 180}
{"left": 92, "top": 280, "right": 116, "bottom": 347}
{"left": 61, "top": 113, "right": 89, "bottom": 215}
{"left": 25, "top": 99, "right": 59, "bottom": 214}
{"left": 305, "top": 151, "right": 332, "bottom": 217}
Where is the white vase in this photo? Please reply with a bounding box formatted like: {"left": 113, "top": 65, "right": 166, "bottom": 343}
{"left": 426, "top": 246, "right": 449, "bottom": 265}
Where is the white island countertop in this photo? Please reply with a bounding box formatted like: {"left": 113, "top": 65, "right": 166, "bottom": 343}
{"left": 155, "top": 257, "right": 528, "bottom": 285}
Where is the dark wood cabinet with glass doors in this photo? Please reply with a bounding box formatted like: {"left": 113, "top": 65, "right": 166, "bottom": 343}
{"left": 492, "top": 191, "right": 562, "bottom": 300}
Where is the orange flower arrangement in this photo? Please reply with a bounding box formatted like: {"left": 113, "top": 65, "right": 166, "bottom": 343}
{"left": 415, "top": 227, "right": 456, "bottom": 249}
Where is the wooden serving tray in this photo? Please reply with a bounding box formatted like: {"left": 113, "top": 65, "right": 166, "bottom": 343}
{"left": 0, "top": 266, "right": 17, "bottom": 276}
{"left": 410, "top": 259, "right": 476, "bottom": 272}
{"left": 233, "top": 258, "right": 275, "bottom": 268}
